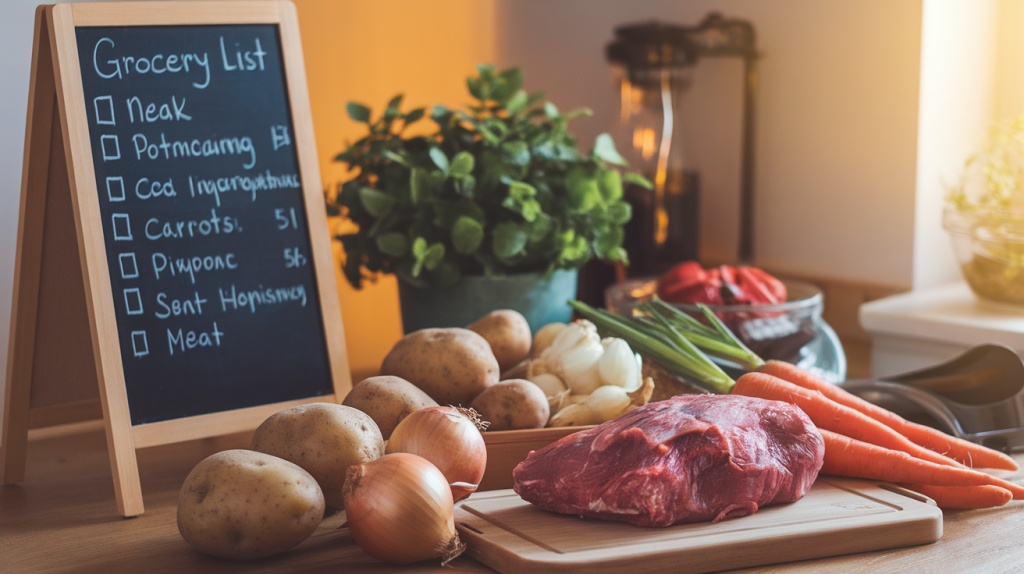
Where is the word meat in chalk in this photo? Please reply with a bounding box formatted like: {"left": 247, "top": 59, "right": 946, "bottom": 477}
{"left": 167, "top": 322, "right": 224, "bottom": 356}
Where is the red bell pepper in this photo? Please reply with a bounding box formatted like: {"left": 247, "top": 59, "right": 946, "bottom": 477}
{"left": 657, "top": 261, "right": 787, "bottom": 306}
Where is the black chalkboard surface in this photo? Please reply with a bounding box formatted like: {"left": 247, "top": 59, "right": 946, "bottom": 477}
{"left": 75, "top": 24, "right": 332, "bottom": 424}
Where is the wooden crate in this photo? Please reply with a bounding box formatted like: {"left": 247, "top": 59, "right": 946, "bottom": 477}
{"left": 479, "top": 426, "right": 594, "bottom": 491}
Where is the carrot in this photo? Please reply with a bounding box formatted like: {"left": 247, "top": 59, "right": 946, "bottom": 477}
{"left": 759, "top": 360, "right": 1018, "bottom": 471}
{"left": 819, "top": 429, "right": 1024, "bottom": 498}
{"left": 734, "top": 373, "right": 966, "bottom": 469}
{"left": 900, "top": 483, "right": 1012, "bottom": 510}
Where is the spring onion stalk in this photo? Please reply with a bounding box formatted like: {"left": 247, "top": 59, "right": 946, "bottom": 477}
{"left": 637, "top": 302, "right": 745, "bottom": 366}
{"left": 641, "top": 298, "right": 765, "bottom": 371}
{"left": 568, "top": 300, "right": 736, "bottom": 394}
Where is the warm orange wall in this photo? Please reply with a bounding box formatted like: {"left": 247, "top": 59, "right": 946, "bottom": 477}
{"left": 293, "top": 0, "right": 496, "bottom": 381}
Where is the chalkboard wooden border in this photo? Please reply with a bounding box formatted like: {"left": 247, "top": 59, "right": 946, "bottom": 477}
{"left": 1, "top": 2, "right": 351, "bottom": 517}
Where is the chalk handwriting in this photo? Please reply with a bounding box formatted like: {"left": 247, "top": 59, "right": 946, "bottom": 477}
{"left": 135, "top": 177, "right": 176, "bottom": 200}
{"left": 126, "top": 95, "right": 191, "bottom": 123}
{"left": 152, "top": 251, "right": 239, "bottom": 283}
{"left": 283, "top": 247, "right": 307, "bottom": 268}
{"left": 155, "top": 291, "right": 208, "bottom": 319}
{"left": 93, "top": 37, "right": 210, "bottom": 89}
{"left": 220, "top": 37, "right": 267, "bottom": 71}
{"left": 188, "top": 171, "right": 300, "bottom": 206}
{"left": 167, "top": 322, "right": 224, "bottom": 355}
{"left": 219, "top": 283, "right": 307, "bottom": 313}
{"left": 132, "top": 132, "right": 256, "bottom": 170}
{"left": 145, "top": 208, "right": 239, "bottom": 240}
{"left": 271, "top": 125, "right": 290, "bottom": 150}
{"left": 275, "top": 207, "right": 298, "bottom": 230}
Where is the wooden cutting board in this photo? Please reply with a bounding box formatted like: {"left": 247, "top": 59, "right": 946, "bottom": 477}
{"left": 456, "top": 477, "right": 943, "bottom": 574}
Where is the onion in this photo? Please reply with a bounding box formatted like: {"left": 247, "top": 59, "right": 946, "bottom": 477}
{"left": 343, "top": 453, "right": 464, "bottom": 564}
{"left": 385, "top": 406, "right": 487, "bottom": 501}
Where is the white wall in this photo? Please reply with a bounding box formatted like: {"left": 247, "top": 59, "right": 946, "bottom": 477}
{"left": 913, "top": 0, "right": 999, "bottom": 290}
{"left": 496, "top": 0, "right": 925, "bottom": 285}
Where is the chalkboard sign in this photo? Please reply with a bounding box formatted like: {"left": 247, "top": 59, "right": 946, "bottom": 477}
{"left": 2, "top": 2, "right": 350, "bottom": 517}
{"left": 75, "top": 24, "right": 332, "bottom": 424}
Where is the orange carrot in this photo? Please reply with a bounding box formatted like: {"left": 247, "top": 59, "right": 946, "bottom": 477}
{"left": 759, "top": 360, "right": 1018, "bottom": 471}
{"left": 819, "top": 429, "right": 1024, "bottom": 498}
{"left": 734, "top": 373, "right": 966, "bottom": 469}
{"left": 900, "top": 483, "right": 1012, "bottom": 510}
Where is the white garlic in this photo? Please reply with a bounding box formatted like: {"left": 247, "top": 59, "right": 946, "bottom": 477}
{"left": 547, "top": 377, "right": 655, "bottom": 428}
{"left": 586, "top": 385, "right": 632, "bottom": 420}
{"left": 529, "top": 372, "right": 567, "bottom": 397}
{"left": 530, "top": 322, "right": 567, "bottom": 357}
{"left": 598, "top": 338, "right": 642, "bottom": 391}
{"left": 547, "top": 402, "right": 602, "bottom": 427}
{"left": 547, "top": 389, "right": 570, "bottom": 415}
{"left": 529, "top": 322, "right": 651, "bottom": 427}
{"left": 534, "top": 321, "right": 604, "bottom": 395}
{"left": 544, "top": 321, "right": 596, "bottom": 357}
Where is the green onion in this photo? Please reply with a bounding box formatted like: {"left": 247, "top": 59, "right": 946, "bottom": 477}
{"left": 568, "top": 300, "right": 736, "bottom": 394}
{"left": 568, "top": 298, "right": 766, "bottom": 395}
{"left": 641, "top": 299, "right": 764, "bottom": 371}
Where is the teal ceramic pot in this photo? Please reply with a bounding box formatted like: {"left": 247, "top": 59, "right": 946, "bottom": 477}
{"left": 398, "top": 269, "right": 578, "bottom": 334}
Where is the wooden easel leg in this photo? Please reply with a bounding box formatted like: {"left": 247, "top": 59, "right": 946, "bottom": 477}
{"left": 45, "top": 5, "right": 145, "bottom": 517}
{"left": 4, "top": 7, "right": 145, "bottom": 518}
{"left": 2, "top": 6, "right": 57, "bottom": 486}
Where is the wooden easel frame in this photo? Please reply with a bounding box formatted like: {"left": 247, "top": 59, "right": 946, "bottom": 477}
{"left": 1, "top": 2, "right": 351, "bottom": 517}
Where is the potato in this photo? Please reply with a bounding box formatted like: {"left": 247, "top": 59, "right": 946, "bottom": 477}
{"left": 380, "top": 328, "right": 498, "bottom": 406}
{"left": 469, "top": 379, "right": 550, "bottom": 431}
{"left": 467, "top": 310, "right": 532, "bottom": 373}
{"left": 342, "top": 375, "right": 439, "bottom": 440}
{"left": 177, "top": 449, "right": 324, "bottom": 560}
{"left": 250, "top": 403, "right": 383, "bottom": 509}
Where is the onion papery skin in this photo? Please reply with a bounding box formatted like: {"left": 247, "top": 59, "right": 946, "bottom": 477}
{"left": 385, "top": 406, "right": 487, "bottom": 501}
{"left": 342, "top": 453, "right": 460, "bottom": 564}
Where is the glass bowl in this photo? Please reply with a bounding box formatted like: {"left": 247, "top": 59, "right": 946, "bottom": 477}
{"left": 944, "top": 206, "right": 1024, "bottom": 306}
{"left": 604, "top": 276, "right": 846, "bottom": 382}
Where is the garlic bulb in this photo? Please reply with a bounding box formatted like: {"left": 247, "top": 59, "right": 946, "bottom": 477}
{"left": 530, "top": 373, "right": 567, "bottom": 397}
{"left": 546, "top": 402, "right": 601, "bottom": 427}
{"left": 598, "top": 338, "right": 641, "bottom": 391}
{"left": 546, "top": 321, "right": 596, "bottom": 355}
{"left": 530, "top": 322, "right": 567, "bottom": 357}
{"left": 528, "top": 321, "right": 603, "bottom": 395}
{"left": 548, "top": 378, "right": 654, "bottom": 428}
{"left": 525, "top": 320, "right": 654, "bottom": 427}
{"left": 586, "top": 385, "right": 631, "bottom": 420}
{"left": 547, "top": 389, "right": 570, "bottom": 415}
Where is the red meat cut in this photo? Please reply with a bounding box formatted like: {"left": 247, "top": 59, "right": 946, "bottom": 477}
{"left": 512, "top": 394, "right": 824, "bottom": 527}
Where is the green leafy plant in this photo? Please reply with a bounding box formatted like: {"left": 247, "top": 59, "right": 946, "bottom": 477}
{"left": 327, "top": 64, "right": 651, "bottom": 290}
{"left": 947, "top": 116, "right": 1024, "bottom": 213}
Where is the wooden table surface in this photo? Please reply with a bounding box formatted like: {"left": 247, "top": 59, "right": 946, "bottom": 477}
{"left": 3, "top": 422, "right": 1024, "bottom": 574}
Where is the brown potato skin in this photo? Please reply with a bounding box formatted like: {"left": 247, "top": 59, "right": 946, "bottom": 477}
{"left": 250, "top": 403, "right": 383, "bottom": 509}
{"left": 177, "top": 449, "right": 324, "bottom": 560}
{"left": 469, "top": 379, "right": 550, "bottom": 431}
{"left": 380, "top": 328, "right": 498, "bottom": 406}
{"left": 467, "top": 310, "right": 532, "bottom": 373}
{"left": 342, "top": 375, "right": 439, "bottom": 440}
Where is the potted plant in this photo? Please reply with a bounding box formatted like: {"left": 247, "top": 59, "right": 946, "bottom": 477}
{"left": 327, "top": 65, "right": 650, "bottom": 332}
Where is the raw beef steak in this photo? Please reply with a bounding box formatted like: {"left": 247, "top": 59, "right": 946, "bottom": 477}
{"left": 513, "top": 394, "right": 824, "bottom": 526}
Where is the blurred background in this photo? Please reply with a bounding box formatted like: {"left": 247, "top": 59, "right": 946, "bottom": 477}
{"left": 1, "top": 0, "right": 1022, "bottom": 399}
